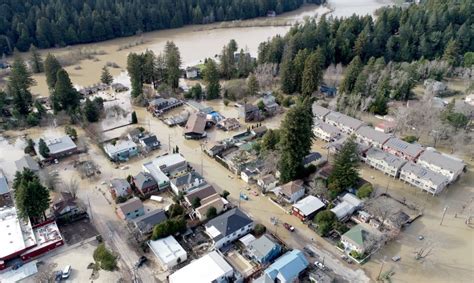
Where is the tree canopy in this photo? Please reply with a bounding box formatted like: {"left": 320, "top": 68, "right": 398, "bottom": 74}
{"left": 7, "top": 55, "right": 35, "bottom": 115}
{"left": 13, "top": 169, "right": 50, "bottom": 223}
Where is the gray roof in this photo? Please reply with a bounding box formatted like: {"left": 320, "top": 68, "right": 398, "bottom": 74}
{"left": 140, "top": 135, "right": 160, "bottom": 147}
{"left": 401, "top": 162, "right": 449, "bottom": 186}
{"left": 185, "top": 184, "right": 216, "bottom": 203}
{"left": 312, "top": 103, "right": 331, "bottom": 118}
{"left": 37, "top": 136, "right": 77, "bottom": 155}
{"left": 0, "top": 171, "right": 9, "bottom": 195}
{"left": 110, "top": 178, "right": 130, "bottom": 191}
{"left": 355, "top": 126, "right": 392, "bottom": 145}
{"left": 172, "top": 171, "right": 205, "bottom": 188}
{"left": 384, "top": 138, "right": 424, "bottom": 158}
{"left": 314, "top": 120, "right": 341, "bottom": 135}
{"left": 205, "top": 208, "right": 253, "bottom": 240}
{"left": 133, "top": 209, "right": 167, "bottom": 234}
{"left": 325, "top": 112, "right": 364, "bottom": 131}
{"left": 248, "top": 235, "right": 279, "bottom": 260}
{"left": 366, "top": 148, "right": 406, "bottom": 169}
{"left": 418, "top": 150, "right": 465, "bottom": 173}
{"left": 134, "top": 172, "right": 157, "bottom": 190}
{"left": 118, "top": 197, "right": 143, "bottom": 214}
{"left": 15, "top": 155, "right": 40, "bottom": 172}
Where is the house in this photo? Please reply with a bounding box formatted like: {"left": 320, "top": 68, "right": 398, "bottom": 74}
{"left": 103, "top": 139, "right": 138, "bottom": 161}
{"left": 127, "top": 128, "right": 145, "bottom": 142}
{"left": 51, "top": 192, "right": 87, "bottom": 222}
{"left": 0, "top": 171, "right": 10, "bottom": 198}
{"left": 217, "top": 118, "right": 240, "bottom": 131}
{"left": 416, "top": 149, "right": 465, "bottom": 183}
{"left": 257, "top": 174, "right": 278, "bottom": 192}
{"left": 251, "top": 125, "right": 268, "bottom": 138}
{"left": 184, "top": 112, "right": 207, "bottom": 139}
{"left": 375, "top": 121, "right": 396, "bottom": 133}
{"left": 184, "top": 184, "right": 217, "bottom": 207}
{"left": 204, "top": 142, "right": 228, "bottom": 157}
{"left": 355, "top": 126, "right": 392, "bottom": 148}
{"left": 186, "top": 66, "right": 199, "bottom": 79}
{"left": 139, "top": 135, "right": 160, "bottom": 151}
{"left": 382, "top": 137, "right": 424, "bottom": 161}
{"left": 330, "top": 193, "right": 362, "bottom": 220}
{"left": 326, "top": 136, "right": 371, "bottom": 155}
{"left": 132, "top": 209, "right": 167, "bottom": 236}
{"left": 143, "top": 154, "right": 188, "bottom": 189}
{"left": 241, "top": 164, "right": 261, "bottom": 183}
{"left": 364, "top": 148, "right": 406, "bottom": 178}
{"left": 312, "top": 104, "right": 331, "bottom": 120}
{"left": 292, "top": 195, "right": 325, "bottom": 221}
{"left": 267, "top": 10, "right": 276, "bottom": 17}
{"left": 149, "top": 235, "right": 187, "bottom": 271}
{"left": 254, "top": 250, "right": 309, "bottom": 283}
{"left": 309, "top": 269, "right": 335, "bottom": 283}
{"left": 303, "top": 152, "right": 326, "bottom": 168}
{"left": 34, "top": 136, "right": 78, "bottom": 159}
{"left": 169, "top": 251, "right": 235, "bottom": 283}
{"left": 247, "top": 234, "right": 281, "bottom": 264}
{"left": 133, "top": 172, "right": 159, "bottom": 196}
{"left": 399, "top": 162, "right": 449, "bottom": 195}
{"left": 116, "top": 197, "right": 144, "bottom": 220}
{"left": 205, "top": 208, "right": 254, "bottom": 249}
{"left": 341, "top": 224, "right": 379, "bottom": 254}
{"left": 148, "top": 97, "right": 183, "bottom": 116}
{"left": 15, "top": 155, "right": 40, "bottom": 173}
{"left": 275, "top": 180, "right": 305, "bottom": 204}
{"left": 239, "top": 104, "right": 262, "bottom": 122}
{"left": 325, "top": 112, "right": 365, "bottom": 134}
{"left": 109, "top": 178, "right": 132, "bottom": 199}
{"left": 195, "top": 194, "right": 228, "bottom": 220}
{"left": 313, "top": 120, "right": 342, "bottom": 142}
{"left": 111, "top": 83, "right": 128, "bottom": 92}
{"left": 170, "top": 171, "right": 206, "bottom": 195}
{"left": 262, "top": 94, "right": 279, "bottom": 114}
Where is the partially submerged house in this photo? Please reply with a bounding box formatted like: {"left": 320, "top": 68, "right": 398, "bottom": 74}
{"left": 399, "top": 162, "right": 449, "bottom": 195}
{"left": 51, "top": 192, "right": 87, "bottom": 223}
{"left": 15, "top": 155, "right": 40, "bottom": 173}
{"left": 185, "top": 66, "right": 199, "bottom": 79}
{"left": 184, "top": 112, "right": 207, "bottom": 139}
{"left": 275, "top": 180, "right": 305, "bottom": 204}
{"left": 34, "top": 136, "right": 78, "bottom": 159}
{"left": 292, "top": 195, "right": 325, "bottom": 221}
{"left": 364, "top": 148, "right": 407, "bottom": 178}
{"left": 184, "top": 184, "right": 217, "bottom": 207}
{"left": 170, "top": 171, "right": 206, "bottom": 195}
{"left": 132, "top": 209, "right": 167, "bottom": 236}
{"left": 148, "top": 97, "right": 183, "bottom": 116}
{"left": 149, "top": 235, "right": 187, "bottom": 271}
{"left": 257, "top": 174, "right": 278, "bottom": 192}
{"left": 109, "top": 178, "right": 132, "bottom": 199}
{"left": 117, "top": 197, "right": 145, "bottom": 220}
{"left": 139, "top": 135, "right": 160, "bottom": 152}
{"left": 247, "top": 234, "right": 281, "bottom": 264}
{"left": 261, "top": 94, "right": 280, "bottom": 115}
{"left": 143, "top": 154, "right": 188, "bottom": 190}
{"left": 416, "top": 149, "right": 465, "bottom": 183}
{"left": 239, "top": 104, "right": 262, "bottom": 122}
{"left": 205, "top": 208, "right": 254, "bottom": 249}
{"left": 133, "top": 172, "right": 159, "bottom": 196}
{"left": 103, "top": 139, "right": 138, "bottom": 162}
{"left": 217, "top": 118, "right": 240, "bottom": 131}
{"left": 254, "top": 250, "right": 309, "bottom": 283}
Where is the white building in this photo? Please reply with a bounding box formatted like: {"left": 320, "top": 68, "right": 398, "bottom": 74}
{"left": 355, "top": 126, "right": 392, "bottom": 148}
{"left": 148, "top": 236, "right": 187, "bottom": 270}
{"left": 399, "top": 162, "right": 449, "bottom": 195}
{"left": 313, "top": 120, "right": 342, "bottom": 142}
{"left": 103, "top": 139, "right": 138, "bottom": 161}
{"left": 312, "top": 103, "right": 331, "bottom": 120}
{"left": 382, "top": 137, "right": 424, "bottom": 161}
{"left": 331, "top": 193, "right": 362, "bottom": 220}
{"left": 205, "top": 208, "right": 253, "bottom": 249}
{"left": 292, "top": 195, "right": 325, "bottom": 221}
{"left": 417, "top": 149, "right": 465, "bottom": 183}
{"left": 365, "top": 148, "right": 407, "bottom": 178}
{"left": 325, "top": 112, "right": 365, "bottom": 134}
{"left": 169, "top": 251, "right": 234, "bottom": 283}
{"left": 143, "top": 154, "right": 188, "bottom": 190}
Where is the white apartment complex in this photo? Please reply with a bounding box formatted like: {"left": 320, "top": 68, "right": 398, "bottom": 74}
{"left": 365, "top": 148, "right": 406, "bottom": 178}
{"left": 399, "top": 162, "right": 449, "bottom": 195}
{"left": 355, "top": 126, "right": 392, "bottom": 148}
{"left": 417, "top": 150, "right": 465, "bottom": 183}
{"left": 325, "top": 112, "right": 365, "bottom": 134}
{"left": 313, "top": 120, "right": 342, "bottom": 142}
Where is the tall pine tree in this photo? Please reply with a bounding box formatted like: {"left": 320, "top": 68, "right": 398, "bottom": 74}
{"left": 7, "top": 54, "right": 35, "bottom": 115}
{"left": 52, "top": 69, "right": 80, "bottom": 112}
{"left": 29, "top": 45, "right": 43, "bottom": 73}
{"left": 44, "top": 54, "right": 62, "bottom": 90}
{"left": 164, "top": 41, "right": 181, "bottom": 89}
{"left": 101, "top": 66, "right": 113, "bottom": 85}
{"left": 203, "top": 59, "right": 220, "bottom": 100}
{"left": 301, "top": 49, "right": 324, "bottom": 97}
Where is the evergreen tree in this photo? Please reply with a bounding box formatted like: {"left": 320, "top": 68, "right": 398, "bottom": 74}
{"left": 302, "top": 49, "right": 324, "bottom": 97}
{"left": 340, "top": 56, "right": 363, "bottom": 93}
{"left": 38, "top": 138, "right": 50, "bottom": 158}
{"left": 164, "top": 41, "right": 181, "bottom": 89}
{"left": 220, "top": 40, "right": 238, "bottom": 79}
{"left": 279, "top": 52, "right": 296, "bottom": 94}
{"left": 328, "top": 137, "right": 359, "bottom": 195}
{"left": 52, "top": 69, "right": 80, "bottom": 112}
{"left": 44, "top": 54, "right": 61, "bottom": 90}
{"left": 237, "top": 49, "right": 252, "bottom": 78}
{"left": 127, "top": 53, "right": 144, "bottom": 98}
{"left": 442, "top": 39, "right": 460, "bottom": 66}
{"left": 261, "top": 129, "right": 280, "bottom": 151}
{"left": 203, "top": 59, "right": 220, "bottom": 100}
{"left": 7, "top": 54, "right": 35, "bottom": 115}
{"left": 278, "top": 98, "right": 313, "bottom": 183}
{"left": 83, "top": 98, "right": 100, "bottom": 122}
{"left": 191, "top": 83, "right": 203, "bottom": 100}
{"left": 101, "top": 66, "right": 113, "bottom": 85}
{"left": 131, "top": 111, "right": 138, "bottom": 124}
{"left": 293, "top": 49, "right": 310, "bottom": 93}
{"left": 247, "top": 73, "right": 259, "bottom": 97}
{"left": 29, "top": 45, "right": 43, "bottom": 73}
{"left": 13, "top": 169, "right": 50, "bottom": 223}
{"left": 206, "top": 206, "right": 218, "bottom": 219}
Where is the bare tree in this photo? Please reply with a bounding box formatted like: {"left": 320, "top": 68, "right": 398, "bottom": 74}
{"left": 39, "top": 170, "right": 62, "bottom": 191}
{"left": 254, "top": 63, "right": 278, "bottom": 90}
{"left": 64, "top": 179, "right": 79, "bottom": 199}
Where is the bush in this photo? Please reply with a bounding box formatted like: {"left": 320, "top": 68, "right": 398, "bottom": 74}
{"left": 131, "top": 111, "right": 138, "bottom": 124}
{"left": 221, "top": 190, "right": 230, "bottom": 199}
{"left": 350, "top": 250, "right": 363, "bottom": 260}
{"left": 357, "top": 183, "right": 373, "bottom": 199}
{"left": 206, "top": 206, "right": 217, "bottom": 219}
{"left": 65, "top": 126, "right": 77, "bottom": 140}
{"left": 93, "top": 243, "right": 117, "bottom": 271}
{"left": 152, "top": 217, "right": 187, "bottom": 240}
{"left": 254, "top": 224, "right": 266, "bottom": 236}
{"left": 223, "top": 99, "right": 229, "bottom": 106}
{"left": 402, "top": 135, "right": 418, "bottom": 143}
{"left": 26, "top": 113, "right": 40, "bottom": 126}
{"left": 168, "top": 203, "right": 185, "bottom": 218}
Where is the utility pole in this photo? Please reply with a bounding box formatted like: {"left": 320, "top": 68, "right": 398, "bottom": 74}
{"left": 168, "top": 134, "right": 171, "bottom": 152}
{"left": 440, "top": 206, "right": 448, "bottom": 225}
{"left": 88, "top": 195, "right": 93, "bottom": 220}
{"left": 377, "top": 256, "right": 386, "bottom": 281}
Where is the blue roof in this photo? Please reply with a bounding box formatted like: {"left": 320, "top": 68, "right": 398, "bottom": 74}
{"left": 264, "top": 250, "right": 309, "bottom": 281}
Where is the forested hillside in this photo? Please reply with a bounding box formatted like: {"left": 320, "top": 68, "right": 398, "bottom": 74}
{"left": 0, "top": 0, "right": 325, "bottom": 56}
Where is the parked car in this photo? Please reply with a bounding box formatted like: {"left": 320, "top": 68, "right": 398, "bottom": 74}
{"left": 54, "top": 271, "right": 63, "bottom": 282}
{"left": 392, "top": 255, "right": 401, "bottom": 262}
{"left": 251, "top": 190, "right": 259, "bottom": 196}
{"left": 314, "top": 261, "right": 326, "bottom": 270}
{"left": 303, "top": 246, "right": 315, "bottom": 257}
{"left": 283, "top": 222, "right": 295, "bottom": 232}
{"left": 62, "top": 265, "right": 71, "bottom": 279}
{"left": 135, "top": 256, "right": 148, "bottom": 268}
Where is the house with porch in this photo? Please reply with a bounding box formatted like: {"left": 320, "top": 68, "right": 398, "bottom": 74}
{"left": 184, "top": 112, "right": 207, "bottom": 140}
{"left": 109, "top": 178, "right": 132, "bottom": 200}
{"left": 292, "top": 195, "right": 325, "bottom": 221}
{"left": 275, "top": 180, "right": 305, "bottom": 204}
{"left": 325, "top": 112, "right": 365, "bottom": 134}
{"left": 133, "top": 172, "right": 159, "bottom": 196}
{"left": 247, "top": 234, "right": 281, "bottom": 264}
{"left": 399, "top": 162, "right": 449, "bottom": 195}
{"left": 204, "top": 208, "right": 253, "bottom": 249}
{"left": 103, "top": 139, "right": 138, "bottom": 162}
{"left": 313, "top": 120, "right": 342, "bottom": 142}
{"left": 117, "top": 197, "right": 145, "bottom": 221}
{"left": 170, "top": 171, "right": 206, "bottom": 195}
{"left": 257, "top": 174, "right": 278, "bottom": 192}
{"left": 364, "top": 148, "right": 406, "bottom": 178}
{"left": 416, "top": 149, "right": 465, "bottom": 183}
{"left": 355, "top": 126, "right": 392, "bottom": 148}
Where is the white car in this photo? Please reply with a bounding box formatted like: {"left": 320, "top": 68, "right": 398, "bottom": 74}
{"left": 314, "top": 261, "right": 325, "bottom": 269}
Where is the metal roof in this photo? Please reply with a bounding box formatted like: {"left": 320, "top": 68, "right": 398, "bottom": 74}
{"left": 366, "top": 148, "right": 406, "bottom": 169}
{"left": 205, "top": 208, "right": 253, "bottom": 241}
{"left": 313, "top": 120, "right": 341, "bottom": 135}
{"left": 355, "top": 126, "right": 392, "bottom": 145}
{"left": 401, "top": 162, "right": 449, "bottom": 186}
{"left": 15, "top": 155, "right": 40, "bottom": 172}
{"left": 312, "top": 103, "right": 331, "bottom": 118}
{"left": 418, "top": 149, "right": 465, "bottom": 173}
{"left": 383, "top": 138, "right": 424, "bottom": 158}
{"left": 0, "top": 171, "right": 9, "bottom": 195}
{"left": 292, "top": 195, "right": 325, "bottom": 216}
{"left": 325, "top": 112, "right": 364, "bottom": 131}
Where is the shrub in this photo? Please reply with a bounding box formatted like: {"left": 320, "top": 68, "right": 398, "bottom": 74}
{"left": 131, "top": 111, "right": 138, "bottom": 124}
{"left": 223, "top": 99, "right": 229, "bottom": 106}
{"left": 206, "top": 206, "right": 217, "bottom": 219}
{"left": 357, "top": 183, "right": 373, "bottom": 199}
{"left": 254, "top": 224, "right": 266, "bottom": 236}
{"left": 26, "top": 113, "right": 40, "bottom": 126}
{"left": 402, "top": 135, "right": 418, "bottom": 143}
{"left": 93, "top": 243, "right": 117, "bottom": 271}
{"left": 151, "top": 217, "right": 186, "bottom": 240}
{"left": 220, "top": 190, "right": 230, "bottom": 199}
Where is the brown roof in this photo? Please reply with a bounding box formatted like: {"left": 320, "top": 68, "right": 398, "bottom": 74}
{"left": 196, "top": 197, "right": 225, "bottom": 217}
{"left": 185, "top": 184, "right": 217, "bottom": 204}
{"left": 280, "top": 180, "right": 304, "bottom": 197}
{"left": 200, "top": 193, "right": 221, "bottom": 205}
{"left": 117, "top": 197, "right": 143, "bottom": 214}
{"left": 184, "top": 112, "right": 207, "bottom": 134}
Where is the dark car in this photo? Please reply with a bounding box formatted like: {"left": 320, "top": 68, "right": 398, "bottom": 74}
{"left": 303, "top": 246, "right": 315, "bottom": 257}
{"left": 54, "top": 271, "right": 63, "bottom": 282}
{"left": 283, "top": 222, "right": 295, "bottom": 232}
{"left": 135, "top": 256, "right": 148, "bottom": 268}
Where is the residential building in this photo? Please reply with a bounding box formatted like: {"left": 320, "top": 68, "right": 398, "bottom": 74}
{"left": 303, "top": 152, "right": 326, "bottom": 168}
{"left": 247, "top": 234, "right": 281, "bottom": 264}
{"left": 15, "top": 155, "right": 40, "bottom": 173}
{"left": 325, "top": 112, "right": 364, "bottom": 134}
{"left": 239, "top": 104, "right": 262, "bottom": 122}
{"left": 149, "top": 235, "right": 187, "bottom": 270}
{"left": 205, "top": 208, "right": 254, "bottom": 249}
{"left": 217, "top": 118, "right": 240, "bottom": 131}
{"left": 313, "top": 120, "right": 342, "bottom": 142}
{"left": 382, "top": 137, "right": 424, "bottom": 161}
{"left": 312, "top": 104, "right": 331, "bottom": 120}
{"left": 139, "top": 135, "right": 160, "bottom": 151}
{"left": 399, "top": 162, "right": 449, "bottom": 195}
{"left": 116, "top": 197, "right": 144, "bottom": 220}
{"left": 262, "top": 94, "right": 279, "bottom": 114}
{"left": 364, "top": 148, "right": 406, "bottom": 178}
{"left": 319, "top": 85, "right": 337, "bottom": 97}
{"left": 326, "top": 136, "right": 370, "bottom": 155}
{"left": 275, "top": 180, "right": 305, "bottom": 204}
{"left": 169, "top": 251, "right": 234, "bottom": 283}
{"left": 257, "top": 174, "right": 278, "bottom": 192}
{"left": 241, "top": 165, "right": 260, "bottom": 183}
{"left": 375, "top": 121, "right": 396, "bottom": 133}
{"left": 0, "top": 171, "right": 10, "bottom": 201}
{"left": 341, "top": 224, "right": 378, "bottom": 254}
{"left": 127, "top": 128, "right": 145, "bottom": 142}
{"left": 109, "top": 178, "right": 132, "bottom": 199}
{"left": 103, "top": 139, "right": 138, "bottom": 161}
{"left": 133, "top": 172, "right": 158, "bottom": 196}
{"left": 184, "top": 184, "right": 217, "bottom": 207}
{"left": 355, "top": 126, "right": 392, "bottom": 148}
{"left": 143, "top": 154, "right": 188, "bottom": 189}
{"left": 186, "top": 66, "right": 199, "bottom": 79}
{"left": 34, "top": 136, "right": 78, "bottom": 159}
{"left": 51, "top": 192, "right": 87, "bottom": 223}
{"left": 254, "top": 250, "right": 309, "bottom": 283}
{"left": 132, "top": 209, "right": 167, "bottom": 236}
{"left": 309, "top": 269, "right": 335, "bottom": 283}
{"left": 251, "top": 125, "right": 268, "bottom": 138}
{"left": 331, "top": 193, "right": 362, "bottom": 220}
{"left": 195, "top": 194, "right": 228, "bottom": 220}
{"left": 184, "top": 112, "right": 207, "bottom": 139}
{"left": 111, "top": 83, "right": 128, "bottom": 92}
{"left": 170, "top": 171, "right": 206, "bottom": 195}
{"left": 417, "top": 149, "right": 465, "bottom": 182}
{"left": 148, "top": 97, "right": 183, "bottom": 116}
{"left": 292, "top": 195, "right": 325, "bottom": 221}
{"left": 204, "top": 142, "right": 228, "bottom": 157}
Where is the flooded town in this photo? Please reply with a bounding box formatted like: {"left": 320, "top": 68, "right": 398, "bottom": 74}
{"left": 0, "top": 0, "right": 473, "bottom": 283}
